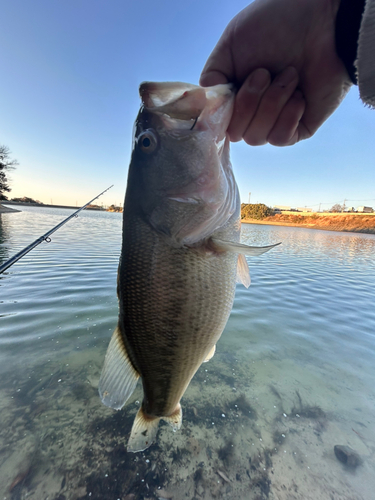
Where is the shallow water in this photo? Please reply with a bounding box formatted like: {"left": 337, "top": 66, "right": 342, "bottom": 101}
{"left": 0, "top": 206, "right": 374, "bottom": 500}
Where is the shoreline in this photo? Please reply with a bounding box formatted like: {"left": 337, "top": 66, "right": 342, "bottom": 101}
{"left": 0, "top": 204, "right": 21, "bottom": 214}
{"left": 0, "top": 202, "right": 109, "bottom": 214}
{"left": 242, "top": 213, "right": 375, "bottom": 235}
{"left": 2, "top": 204, "right": 374, "bottom": 235}
{"left": 2, "top": 201, "right": 105, "bottom": 210}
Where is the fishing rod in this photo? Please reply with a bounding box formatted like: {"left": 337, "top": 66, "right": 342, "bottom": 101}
{"left": 0, "top": 185, "right": 113, "bottom": 274}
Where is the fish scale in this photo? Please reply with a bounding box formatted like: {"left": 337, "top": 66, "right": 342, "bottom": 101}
{"left": 120, "top": 213, "right": 238, "bottom": 415}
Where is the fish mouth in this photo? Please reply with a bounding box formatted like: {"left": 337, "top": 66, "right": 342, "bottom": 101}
{"left": 139, "top": 81, "right": 235, "bottom": 142}
{"left": 140, "top": 82, "right": 207, "bottom": 121}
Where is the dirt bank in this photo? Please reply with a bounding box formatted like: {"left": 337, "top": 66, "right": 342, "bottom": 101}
{"left": 242, "top": 213, "right": 375, "bottom": 234}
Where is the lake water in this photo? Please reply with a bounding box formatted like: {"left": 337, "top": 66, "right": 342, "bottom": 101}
{"left": 0, "top": 206, "right": 374, "bottom": 500}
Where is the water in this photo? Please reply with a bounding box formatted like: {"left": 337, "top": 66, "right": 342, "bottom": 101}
{"left": 0, "top": 206, "right": 374, "bottom": 500}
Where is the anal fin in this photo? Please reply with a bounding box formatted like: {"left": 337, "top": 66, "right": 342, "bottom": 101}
{"left": 98, "top": 325, "right": 139, "bottom": 410}
{"left": 236, "top": 254, "right": 251, "bottom": 288}
{"left": 127, "top": 408, "right": 160, "bottom": 453}
{"left": 203, "top": 344, "right": 216, "bottom": 362}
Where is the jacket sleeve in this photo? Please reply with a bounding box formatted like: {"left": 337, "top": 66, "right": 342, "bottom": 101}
{"left": 335, "top": 0, "right": 375, "bottom": 107}
{"left": 335, "top": 0, "right": 365, "bottom": 85}
{"left": 356, "top": 0, "right": 375, "bottom": 107}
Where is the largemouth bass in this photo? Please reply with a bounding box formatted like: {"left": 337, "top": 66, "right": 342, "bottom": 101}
{"left": 99, "top": 81, "right": 278, "bottom": 452}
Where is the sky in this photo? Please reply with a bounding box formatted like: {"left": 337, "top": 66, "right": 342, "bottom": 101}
{"left": 1, "top": 0, "right": 374, "bottom": 211}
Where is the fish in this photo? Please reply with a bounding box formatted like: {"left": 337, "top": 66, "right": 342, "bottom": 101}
{"left": 98, "top": 81, "right": 279, "bottom": 452}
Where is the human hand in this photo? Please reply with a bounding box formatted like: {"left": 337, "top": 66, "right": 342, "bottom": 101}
{"left": 200, "top": 0, "right": 352, "bottom": 146}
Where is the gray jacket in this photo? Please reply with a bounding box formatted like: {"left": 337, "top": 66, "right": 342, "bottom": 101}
{"left": 357, "top": 0, "right": 375, "bottom": 106}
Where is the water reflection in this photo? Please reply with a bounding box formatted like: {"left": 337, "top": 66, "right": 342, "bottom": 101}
{"left": 0, "top": 214, "right": 10, "bottom": 267}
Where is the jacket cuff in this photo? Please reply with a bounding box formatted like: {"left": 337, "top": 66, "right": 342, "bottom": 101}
{"left": 335, "top": 0, "right": 366, "bottom": 84}
{"left": 355, "top": 0, "right": 375, "bottom": 106}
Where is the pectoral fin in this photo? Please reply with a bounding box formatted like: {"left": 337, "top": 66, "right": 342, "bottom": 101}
{"left": 212, "top": 238, "right": 281, "bottom": 256}
{"left": 236, "top": 254, "right": 251, "bottom": 288}
{"left": 98, "top": 326, "right": 140, "bottom": 410}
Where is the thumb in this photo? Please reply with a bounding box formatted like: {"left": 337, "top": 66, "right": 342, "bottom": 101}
{"left": 199, "top": 42, "right": 233, "bottom": 87}
{"left": 199, "top": 69, "right": 229, "bottom": 87}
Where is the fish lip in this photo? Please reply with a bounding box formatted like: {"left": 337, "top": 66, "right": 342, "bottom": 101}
{"left": 136, "top": 107, "right": 198, "bottom": 143}
{"left": 148, "top": 110, "right": 200, "bottom": 136}
{"left": 137, "top": 82, "right": 235, "bottom": 141}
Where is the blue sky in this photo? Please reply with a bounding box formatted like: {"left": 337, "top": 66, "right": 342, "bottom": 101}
{"left": 1, "top": 0, "right": 374, "bottom": 211}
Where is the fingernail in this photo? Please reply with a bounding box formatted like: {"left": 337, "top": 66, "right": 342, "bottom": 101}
{"left": 248, "top": 68, "right": 270, "bottom": 92}
{"left": 276, "top": 67, "right": 298, "bottom": 88}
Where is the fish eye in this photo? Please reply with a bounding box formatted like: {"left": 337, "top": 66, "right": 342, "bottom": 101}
{"left": 138, "top": 130, "right": 158, "bottom": 154}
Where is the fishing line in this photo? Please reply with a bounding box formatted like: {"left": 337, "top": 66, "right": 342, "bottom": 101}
{"left": 190, "top": 117, "right": 198, "bottom": 130}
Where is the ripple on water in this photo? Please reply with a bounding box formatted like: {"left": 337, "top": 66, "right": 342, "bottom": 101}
{"left": 0, "top": 209, "right": 375, "bottom": 499}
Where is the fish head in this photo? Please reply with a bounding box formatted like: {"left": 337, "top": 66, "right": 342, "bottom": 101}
{"left": 127, "top": 81, "right": 239, "bottom": 246}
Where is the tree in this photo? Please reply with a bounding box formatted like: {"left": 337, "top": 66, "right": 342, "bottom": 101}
{"left": 0, "top": 145, "right": 18, "bottom": 200}
{"left": 241, "top": 203, "right": 274, "bottom": 220}
{"left": 330, "top": 204, "right": 343, "bottom": 212}
{"left": 11, "top": 196, "right": 42, "bottom": 204}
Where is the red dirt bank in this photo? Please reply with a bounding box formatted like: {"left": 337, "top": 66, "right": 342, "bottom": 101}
{"left": 242, "top": 213, "right": 375, "bottom": 234}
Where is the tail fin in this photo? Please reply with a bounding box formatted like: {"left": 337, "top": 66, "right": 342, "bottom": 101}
{"left": 127, "top": 404, "right": 183, "bottom": 453}
{"left": 127, "top": 408, "right": 161, "bottom": 453}
{"left": 162, "top": 403, "right": 182, "bottom": 431}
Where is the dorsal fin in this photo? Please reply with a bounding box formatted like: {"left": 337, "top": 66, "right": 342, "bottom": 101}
{"left": 98, "top": 326, "right": 139, "bottom": 410}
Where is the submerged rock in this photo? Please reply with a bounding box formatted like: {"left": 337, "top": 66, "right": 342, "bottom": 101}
{"left": 156, "top": 488, "right": 173, "bottom": 499}
{"left": 334, "top": 445, "right": 362, "bottom": 467}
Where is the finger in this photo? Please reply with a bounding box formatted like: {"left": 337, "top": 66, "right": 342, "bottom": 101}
{"left": 267, "top": 90, "right": 306, "bottom": 146}
{"left": 199, "top": 39, "right": 233, "bottom": 87}
{"left": 227, "top": 69, "right": 271, "bottom": 142}
{"left": 243, "top": 67, "right": 299, "bottom": 146}
{"left": 199, "top": 69, "right": 229, "bottom": 87}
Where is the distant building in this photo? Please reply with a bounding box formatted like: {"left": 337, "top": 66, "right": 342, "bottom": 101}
{"left": 273, "top": 205, "right": 291, "bottom": 211}
{"left": 357, "top": 206, "right": 374, "bottom": 213}
{"left": 343, "top": 206, "right": 355, "bottom": 212}
{"left": 297, "top": 207, "right": 312, "bottom": 212}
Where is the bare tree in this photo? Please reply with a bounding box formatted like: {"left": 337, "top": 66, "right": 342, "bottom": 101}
{"left": 0, "top": 145, "right": 18, "bottom": 200}
{"left": 330, "top": 203, "right": 343, "bottom": 212}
